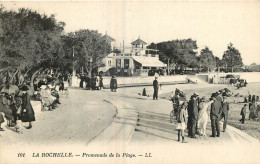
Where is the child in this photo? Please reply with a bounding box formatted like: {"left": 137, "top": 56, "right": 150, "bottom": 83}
{"left": 176, "top": 102, "right": 188, "bottom": 143}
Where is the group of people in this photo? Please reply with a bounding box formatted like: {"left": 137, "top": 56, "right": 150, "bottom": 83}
{"left": 244, "top": 94, "right": 260, "bottom": 122}
{"left": 79, "top": 73, "right": 104, "bottom": 90}
{"left": 0, "top": 73, "right": 65, "bottom": 133}
{"left": 172, "top": 90, "right": 230, "bottom": 143}
{"left": 34, "top": 79, "right": 62, "bottom": 111}
{"left": 0, "top": 84, "right": 35, "bottom": 132}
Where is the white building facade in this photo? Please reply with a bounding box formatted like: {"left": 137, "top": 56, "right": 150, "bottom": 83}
{"left": 99, "top": 36, "right": 167, "bottom": 76}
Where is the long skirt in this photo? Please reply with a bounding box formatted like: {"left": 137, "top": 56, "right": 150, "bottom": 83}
{"left": 0, "top": 113, "right": 4, "bottom": 124}
{"left": 21, "top": 108, "right": 35, "bottom": 122}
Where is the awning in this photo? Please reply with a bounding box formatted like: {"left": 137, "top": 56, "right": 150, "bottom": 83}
{"left": 132, "top": 56, "right": 167, "bottom": 67}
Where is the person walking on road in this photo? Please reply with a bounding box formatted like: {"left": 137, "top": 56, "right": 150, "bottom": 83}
{"left": 187, "top": 93, "right": 199, "bottom": 138}
{"left": 210, "top": 96, "right": 222, "bottom": 137}
{"left": 176, "top": 102, "right": 188, "bottom": 143}
{"left": 240, "top": 104, "right": 247, "bottom": 124}
{"left": 153, "top": 77, "right": 159, "bottom": 100}
{"left": 219, "top": 96, "right": 229, "bottom": 132}
{"left": 110, "top": 75, "right": 117, "bottom": 92}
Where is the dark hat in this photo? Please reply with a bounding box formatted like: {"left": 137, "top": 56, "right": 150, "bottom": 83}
{"left": 193, "top": 93, "right": 199, "bottom": 97}
{"left": 21, "top": 85, "right": 29, "bottom": 91}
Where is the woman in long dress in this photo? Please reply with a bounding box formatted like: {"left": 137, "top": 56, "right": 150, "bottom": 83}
{"left": 197, "top": 97, "right": 213, "bottom": 136}
{"left": 21, "top": 86, "right": 35, "bottom": 129}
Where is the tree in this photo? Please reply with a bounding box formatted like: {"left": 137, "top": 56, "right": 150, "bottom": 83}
{"left": 62, "top": 30, "right": 111, "bottom": 76}
{"left": 198, "top": 47, "right": 216, "bottom": 72}
{"left": 0, "top": 7, "right": 65, "bottom": 84}
{"left": 148, "top": 39, "right": 198, "bottom": 71}
{"left": 222, "top": 43, "right": 243, "bottom": 72}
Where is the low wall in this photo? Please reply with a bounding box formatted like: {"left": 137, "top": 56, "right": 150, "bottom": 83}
{"left": 102, "top": 75, "right": 188, "bottom": 88}
{"left": 197, "top": 72, "right": 260, "bottom": 83}
{"left": 70, "top": 75, "right": 188, "bottom": 88}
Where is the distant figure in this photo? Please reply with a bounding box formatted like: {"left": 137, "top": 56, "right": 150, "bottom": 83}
{"left": 110, "top": 75, "right": 117, "bottom": 92}
{"left": 240, "top": 104, "right": 247, "bottom": 124}
{"left": 153, "top": 77, "right": 159, "bottom": 100}
{"left": 142, "top": 88, "right": 147, "bottom": 96}
{"left": 96, "top": 75, "right": 100, "bottom": 90}
{"left": 249, "top": 102, "right": 257, "bottom": 120}
{"left": 0, "top": 113, "right": 4, "bottom": 131}
{"left": 99, "top": 74, "right": 104, "bottom": 90}
{"left": 252, "top": 95, "right": 256, "bottom": 103}
{"left": 248, "top": 94, "right": 252, "bottom": 102}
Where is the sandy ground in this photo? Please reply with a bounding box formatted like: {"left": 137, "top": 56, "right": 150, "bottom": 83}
{"left": 0, "top": 89, "right": 116, "bottom": 146}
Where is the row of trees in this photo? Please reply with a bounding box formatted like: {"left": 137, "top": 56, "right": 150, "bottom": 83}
{"left": 0, "top": 6, "right": 244, "bottom": 85}
{"left": 148, "top": 40, "right": 243, "bottom": 73}
{"left": 0, "top": 7, "right": 109, "bottom": 85}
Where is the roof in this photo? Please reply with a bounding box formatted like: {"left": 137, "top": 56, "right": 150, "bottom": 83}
{"left": 131, "top": 38, "right": 147, "bottom": 45}
{"left": 132, "top": 56, "right": 166, "bottom": 67}
{"left": 101, "top": 34, "right": 115, "bottom": 42}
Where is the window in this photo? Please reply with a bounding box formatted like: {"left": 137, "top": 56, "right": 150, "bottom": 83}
{"left": 124, "top": 59, "right": 129, "bottom": 69}
{"left": 116, "top": 59, "right": 121, "bottom": 69}
{"left": 108, "top": 60, "right": 111, "bottom": 66}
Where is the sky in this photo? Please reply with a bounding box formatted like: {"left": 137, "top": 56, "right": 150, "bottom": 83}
{"left": 1, "top": 1, "right": 260, "bottom": 65}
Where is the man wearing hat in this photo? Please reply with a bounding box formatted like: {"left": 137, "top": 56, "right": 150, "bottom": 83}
{"left": 219, "top": 96, "right": 229, "bottom": 132}
{"left": 210, "top": 96, "right": 222, "bottom": 137}
{"left": 153, "top": 77, "right": 159, "bottom": 100}
{"left": 187, "top": 93, "right": 199, "bottom": 138}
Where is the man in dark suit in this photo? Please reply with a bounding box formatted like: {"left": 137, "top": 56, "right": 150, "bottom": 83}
{"left": 240, "top": 104, "right": 247, "bottom": 124}
{"left": 210, "top": 96, "right": 223, "bottom": 137}
{"left": 187, "top": 93, "right": 199, "bottom": 138}
{"left": 219, "top": 96, "right": 229, "bottom": 132}
{"left": 153, "top": 77, "right": 159, "bottom": 100}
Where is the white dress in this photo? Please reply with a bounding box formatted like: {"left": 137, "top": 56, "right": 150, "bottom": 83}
{"left": 197, "top": 100, "right": 213, "bottom": 135}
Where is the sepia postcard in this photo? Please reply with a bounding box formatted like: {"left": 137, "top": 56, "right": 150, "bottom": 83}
{"left": 0, "top": 1, "right": 260, "bottom": 164}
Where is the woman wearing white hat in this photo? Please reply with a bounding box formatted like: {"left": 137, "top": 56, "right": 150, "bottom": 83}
{"left": 197, "top": 96, "right": 214, "bottom": 136}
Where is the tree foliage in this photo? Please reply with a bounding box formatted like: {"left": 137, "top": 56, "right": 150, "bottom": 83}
{"left": 148, "top": 39, "right": 199, "bottom": 69}
{"left": 222, "top": 43, "right": 243, "bottom": 72}
{"left": 198, "top": 47, "right": 216, "bottom": 72}
{"left": 61, "top": 30, "right": 111, "bottom": 75}
{"left": 0, "top": 8, "right": 65, "bottom": 72}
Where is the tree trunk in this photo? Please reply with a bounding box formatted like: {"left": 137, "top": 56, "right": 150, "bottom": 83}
{"left": 10, "top": 68, "right": 19, "bottom": 85}
{"left": 30, "top": 68, "right": 43, "bottom": 88}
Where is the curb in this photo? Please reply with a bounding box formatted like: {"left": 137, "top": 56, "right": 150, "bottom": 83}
{"left": 87, "top": 99, "right": 138, "bottom": 147}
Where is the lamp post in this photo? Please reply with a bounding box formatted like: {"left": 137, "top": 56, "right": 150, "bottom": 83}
{"left": 89, "top": 57, "right": 93, "bottom": 77}
{"left": 72, "top": 45, "right": 76, "bottom": 77}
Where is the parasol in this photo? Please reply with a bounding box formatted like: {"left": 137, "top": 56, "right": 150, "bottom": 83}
{"left": 18, "top": 85, "right": 34, "bottom": 96}
{"left": 0, "top": 84, "right": 19, "bottom": 95}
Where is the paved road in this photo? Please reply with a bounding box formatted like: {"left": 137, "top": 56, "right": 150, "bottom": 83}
{"left": 1, "top": 86, "right": 260, "bottom": 164}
